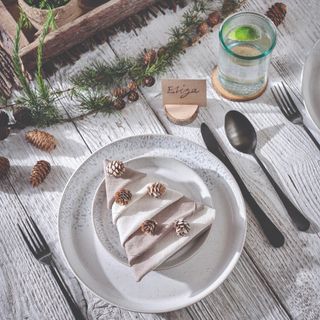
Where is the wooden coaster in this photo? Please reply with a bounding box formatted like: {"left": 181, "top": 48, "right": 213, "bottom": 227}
{"left": 211, "top": 67, "right": 267, "bottom": 102}
{"left": 165, "top": 104, "right": 199, "bottom": 125}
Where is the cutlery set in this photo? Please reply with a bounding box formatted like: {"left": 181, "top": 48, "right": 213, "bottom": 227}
{"left": 17, "top": 83, "right": 316, "bottom": 317}
{"left": 202, "top": 83, "right": 315, "bottom": 247}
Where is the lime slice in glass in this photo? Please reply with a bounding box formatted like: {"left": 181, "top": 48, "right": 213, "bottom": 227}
{"left": 228, "top": 25, "right": 261, "bottom": 41}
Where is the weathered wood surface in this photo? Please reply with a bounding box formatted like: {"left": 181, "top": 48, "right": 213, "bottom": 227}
{"left": 1, "top": 0, "right": 320, "bottom": 319}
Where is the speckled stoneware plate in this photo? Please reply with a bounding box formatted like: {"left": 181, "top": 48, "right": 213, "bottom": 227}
{"left": 92, "top": 156, "right": 213, "bottom": 270}
{"left": 58, "top": 134, "right": 246, "bottom": 313}
{"left": 302, "top": 39, "right": 320, "bottom": 129}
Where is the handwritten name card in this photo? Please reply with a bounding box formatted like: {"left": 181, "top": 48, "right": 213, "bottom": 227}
{"left": 162, "top": 79, "right": 207, "bottom": 107}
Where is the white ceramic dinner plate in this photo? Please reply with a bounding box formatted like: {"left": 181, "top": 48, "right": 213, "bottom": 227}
{"left": 58, "top": 135, "right": 246, "bottom": 313}
{"left": 302, "top": 39, "right": 320, "bottom": 129}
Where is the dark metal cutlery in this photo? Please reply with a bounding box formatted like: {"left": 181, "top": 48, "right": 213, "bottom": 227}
{"left": 18, "top": 215, "right": 86, "bottom": 320}
{"left": 271, "top": 81, "right": 320, "bottom": 151}
{"left": 224, "top": 110, "right": 310, "bottom": 231}
{"left": 201, "top": 123, "right": 285, "bottom": 248}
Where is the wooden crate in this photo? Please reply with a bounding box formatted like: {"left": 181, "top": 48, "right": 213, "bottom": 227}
{"left": 0, "top": 0, "right": 159, "bottom": 70}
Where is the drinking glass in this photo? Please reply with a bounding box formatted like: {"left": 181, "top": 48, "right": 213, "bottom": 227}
{"left": 217, "top": 12, "right": 277, "bottom": 97}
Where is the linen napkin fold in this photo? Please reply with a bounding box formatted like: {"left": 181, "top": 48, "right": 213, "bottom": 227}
{"left": 104, "top": 159, "right": 215, "bottom": 281}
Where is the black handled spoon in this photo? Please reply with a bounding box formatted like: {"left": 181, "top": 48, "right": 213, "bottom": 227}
{"left": 224, "top": 110, "right": 310, "bottom": 231}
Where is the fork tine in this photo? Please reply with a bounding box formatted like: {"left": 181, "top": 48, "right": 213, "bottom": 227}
{"left": 25, "top": 218, "right": 45, "bottom": 250}
{"left": 28, "top": 215, "right": 49, "bottom": 250}
{"left": 18, "top": 223, "right": 36, "bottom": 256}
{"left": 281, "top": 81, "right": 300, "bottom": 114}
{"left": 22, "top": 218, "right": 42, "bottom": 251}
{"left": 277, "top": 83, "right": 296, "bottom": 115}
{"left": 271, "top": 86, "right": 290, "bottom": 118}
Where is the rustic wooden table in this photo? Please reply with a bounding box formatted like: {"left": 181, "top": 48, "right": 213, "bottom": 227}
{"left": 1, "top": 0, "right": 320, "bottom": 319}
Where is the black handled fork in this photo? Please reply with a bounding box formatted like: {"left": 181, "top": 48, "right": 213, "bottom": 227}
{"left": 18, "top": 215, "right": 86, "bottom": 320}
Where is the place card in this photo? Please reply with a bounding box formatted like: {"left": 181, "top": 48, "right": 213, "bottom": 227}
{"left": 162, "top": 79, "right": 207, "bottom": 125}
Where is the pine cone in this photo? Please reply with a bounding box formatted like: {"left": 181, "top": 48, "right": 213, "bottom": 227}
{"left": 112, "top": 87, "right": 128, "bottom": 98}
{"left": 143, "top": 76, "right": 155, "bottom": 87}
{"left": 114, "top": 188, "right": 132, "bottom": 206}
{"left": 0, "top": 110, "right": 9, "bottom": 127}
{"left": 30, "top": 160, "right": 51, "bottom": 187}
{"left": 143, "top": 49, "right": 157, "bottom": 65}
{"left": 266, "top": 3, "right": 287, "bottom": 26}
{"left": 148, "top": 182, "right": 166, "bottom": 198}
{"left": 157, "top": 46, "right": 167, "bottom": 57}
{"left": 128, "top": 81, "right": 138, "bottom": 91}
{"left": 113, "top": 98, "right": 126, "bottom": 110}
{"left": 0, "top": 156, "right": 10, "bottom": 177}
{"left": 174, "top": 219, "right": 191, "bottom": 237}
{"left": 207, "top": 11, "right": 221, "bottom": 27}
{"left": 13, "top": 107, "right": 33, "bottom": 128}
{"left": 140, "top": 219, "right": 157, "bottom": 235}
{"left": 0, "top": 127, "right": 10, "bottom": 140}
{"left": 128, "top": 91, "right": 139, "bottom": 102}
{"left": 25, "top": 130, "right": 57, "bottom": 152}
{"left": 107, "top": 160, "right": 125, "bottom": 177}
{"left": 197, "top": 21, "right": 209, "bottom": 36}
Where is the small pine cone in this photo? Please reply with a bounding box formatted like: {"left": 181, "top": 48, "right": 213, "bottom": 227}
{"left": 141, "top": 219, "right": 157, "bottom": 235}
{"left": 127, "top": 81, "right": 138, "bottom": 91}
{"left": 188, "top": 35, "right": 200, "bottom": 46}
{"left": 0, "top": 110, "right": 9, "bottom": 127}
{"left": 157, "top": 46, "right": 167, "bottom": 57}
{"left": 112, "top": 87, "right": 128, "bottom": 98}
{"left": 25, "top": 130, "right": 57, "bottom": 152}
{"left": 148, "top": 182, "right": 166, "bottom": 198}
{"left": 143, "top": 76, "right": 155, "bottom": 87}
{"left": 13, "top": 107, "right": 33, "bottom": 128}
{"left": 114, "top": 188, "right": 132, "bottom": 206}
{"left": 0, "top": 127, "right": 10, "bottom": 140}
{"left": 143, "top": 49, "right": 157, "bottom": 65}
{"left": 207, "top": 11, "right": 221, "bottom": 27}
{"left": 0, "top": 156, "right": 10, "bottom": 178}
{"left": 30, "top": 160, "right": 51, "bottom": 187}
{"left": 174, "top": 219, "right": 191, "bottom": 237}
{"left": 107, "top": 160, "right": 125, "bottom": 177}
{"left": 197, "top": 21, "right": 209, "bottom": 36}
{"left": 128, "top": 91, "right": 139, "bottom": 102}
{"left": 266, "top": 2, "right": 287, "bottom": 26}
{"left": 113, "top": 98, "right": 126, "bottom": 110}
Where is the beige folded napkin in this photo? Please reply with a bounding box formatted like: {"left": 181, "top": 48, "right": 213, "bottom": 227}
{"left": 104, "top": 159, "right": 215, "bottom": 281}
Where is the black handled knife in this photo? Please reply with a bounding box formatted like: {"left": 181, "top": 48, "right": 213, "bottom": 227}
{"left": 201, "top": 123, "right": 285, "bottom": 248}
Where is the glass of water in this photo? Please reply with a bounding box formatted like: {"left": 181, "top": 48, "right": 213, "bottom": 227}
{"left": 217, "top": 12, "right": 277, "bottom": 98}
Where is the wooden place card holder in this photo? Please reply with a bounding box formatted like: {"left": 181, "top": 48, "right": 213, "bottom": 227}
{"left": 161, "top": 79, "right": 207, "bottom": 125}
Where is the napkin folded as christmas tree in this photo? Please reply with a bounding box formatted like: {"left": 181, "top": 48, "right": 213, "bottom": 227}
{"left": 104, "top": 159, "right": 215, "bottom": 281}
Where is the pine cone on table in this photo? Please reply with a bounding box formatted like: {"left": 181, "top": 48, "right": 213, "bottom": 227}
{"left": 107, "top": 160, "right": 125, "bottom": 177}
{"left": 157, "top": 46, "right": 167, "bottom": 57}
{"left": 0, "top": 127, "right": 10, "bottom": 140}
{"left": 266, "top": 3, "right": 287, "bottom": 26}
{"left": 113, "top": 98, "right": 126, "bottom": 110}
{"left": 13, "top": 107, "right": 33, "bottom": 128}
{"left": 174, "top": 219, "right": 191, "bottom": 237}
{"left": 128, "top": 81, "right": 138, "bottom": 91}
{"left": 30, "top": 160, "right": 51, "bottom": 187}
{"left": 148, "top": 182, "right": 166, "bottom": 198}
{"left": 128, "top": 91, "right": 139, "bottom": 102}
{"left": 112, "top": 87, "right": 128, "bottom": 98}
{"left": 143, "top": 49, "right": 157, "bottom": 65}
{"left": 207, "top": 11, "right": 221, "bottom": 27}
{"left": 197, "top": 21, "right": 209, "bottom": 36}
{"left": 143, "top": 76, "right": 155, "bottom": 87}
{"left": 0, "top": 156, "right": 10, "bottom": 177}
{"left": 0, "top": 110, "right": 9, "bottom": 127}
{"left": 141, "top": 219, "right": 157, "bottom": 235}
{"left": 25, "top": 130, "right": 57, "bottom": 152}
{"left": 114, "top": 188, "right": 132, "bottom": 206}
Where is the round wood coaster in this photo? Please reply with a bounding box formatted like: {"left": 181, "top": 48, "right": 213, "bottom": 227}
{"left": 211, "top": 67, "right": 267, "bottom": 102}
